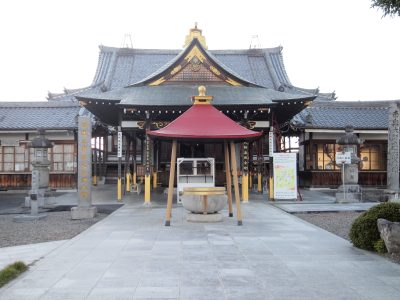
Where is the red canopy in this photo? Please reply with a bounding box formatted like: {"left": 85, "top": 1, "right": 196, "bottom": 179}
{"left": 147, "top": 100, "right": 262, "bottom": 141}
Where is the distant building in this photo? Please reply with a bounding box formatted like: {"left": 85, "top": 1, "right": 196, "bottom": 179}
{"left": 291, "top": 100, "right": 392, "bottom": 188}
{"left": 0, "top": 101, "right": 82, "bottom": 189}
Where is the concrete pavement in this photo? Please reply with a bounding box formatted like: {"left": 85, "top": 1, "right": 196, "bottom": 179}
{"left": 1, "top": 193, "right": 400, "bottom": 299}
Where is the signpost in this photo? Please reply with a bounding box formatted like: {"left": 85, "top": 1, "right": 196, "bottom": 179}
{"left": 335, "top": 151, "right": 351, "bottom": 202}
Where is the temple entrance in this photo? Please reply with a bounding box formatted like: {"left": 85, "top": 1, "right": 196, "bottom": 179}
{"left": 180, "top": 143, "right": 205, "bottom": 158}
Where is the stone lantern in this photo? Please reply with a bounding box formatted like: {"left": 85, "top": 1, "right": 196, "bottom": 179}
{"left": 25, "top": 129, "right": 54, "bottom": 208}
{"left": 335, "top": 125, "right": 363, "bottom": 203}
{"left": 16, "top": 130, "right": 53, "bottom": 222}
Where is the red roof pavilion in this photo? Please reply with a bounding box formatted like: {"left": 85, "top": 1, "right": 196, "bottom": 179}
{"left": 147, "top": 86, "right": 262, "bottom": 141}
{"left": 149, "top": 86, "right": 261, "bottom": 227}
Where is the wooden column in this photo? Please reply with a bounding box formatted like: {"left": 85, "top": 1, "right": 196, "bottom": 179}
{"left": 165, "top": 140, "right": 177, "bottom": 226}
{"left": 132, "top": 132, "right": 137, "bottom": 189}
{"left": 92, "top": 137, "right": 98, "bottom": 186}
{"left": 224, "top": 141, "right": 233, "bottom": 217}
{"left": 153, "top": 141, "right": 158, "bottom": 189}
{"left": 230, "top": 141, "right": 243, "bottom": 226}
{"left": 257, "top": 139, "right": 262, "bottom": 193}
{"left": 124, "top": 138, "right": 131, "bottom": 193}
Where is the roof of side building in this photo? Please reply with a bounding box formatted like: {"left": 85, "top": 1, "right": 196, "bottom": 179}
{"left": 0, "top": 101, "right": 82, "bottom": 130}
{"left": 290, "top": 100, "right": 397, "bottom": 130}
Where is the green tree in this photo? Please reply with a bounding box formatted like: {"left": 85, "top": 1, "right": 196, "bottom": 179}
{"left": 371, "top": 0, "right": 400, "bottom": 17}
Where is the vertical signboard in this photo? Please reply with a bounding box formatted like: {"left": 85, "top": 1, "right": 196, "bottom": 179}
{"left": 242, "top": 142, "right": 249, "bottom": 174}
{"left": 78, "top": 116, "right": 92, "bottom": 206}
{"left": 273, "top": 153, "right": 297, "bottom": 199}
{"left": 269, "top": 128, "right": 274, "bottom": 155}
{"left": 117, "top": 131, "right": 122, "bottom": 158}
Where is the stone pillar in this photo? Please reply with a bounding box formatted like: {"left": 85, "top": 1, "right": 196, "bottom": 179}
{"left": 71, "top": 116, "right": 97, "bottom": 219}
{"left": 386, "top": 102, "right": 400, "bottom": 202}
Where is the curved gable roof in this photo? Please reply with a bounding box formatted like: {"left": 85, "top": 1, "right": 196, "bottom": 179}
{"left": 129, "top": 38, "right": 260, "bottom": 87}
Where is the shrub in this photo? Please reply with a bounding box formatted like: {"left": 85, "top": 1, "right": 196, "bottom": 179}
{"left": 0, "top": 261, "right": 28, "bottom": 288}
{"left": 374, "top": 239, "right": 387, "bottom": 253}
{"left": 349, "top": 202, "right": 400, "bottom": 251}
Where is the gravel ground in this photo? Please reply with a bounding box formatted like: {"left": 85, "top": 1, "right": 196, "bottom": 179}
{"left": 0, "top": 211, "right": 107, "bottom": 248}
{"left": 294, "top": 211, "right": 400, "bottom": 264}
{"left": 294, "top": 211, "right": 363, "bottom": 241}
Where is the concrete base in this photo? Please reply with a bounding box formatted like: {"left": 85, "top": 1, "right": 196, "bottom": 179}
{"left": 187, "top": 213, "right": 223, "bottom": 223}
{"left": 142, "top": 202, "right": 152, "bottom": 208}
{"left": 336, "top": 184, "right": 362, "bottom": 203}
{"left": 13, "top": 214, "right": 47, "bottom": 223}
{"left": 71, "top": 206, "right": 97, "bottom": 220}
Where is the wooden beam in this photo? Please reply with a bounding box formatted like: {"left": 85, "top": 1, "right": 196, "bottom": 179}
{"left": 230, "top": 141, "right": 243, "bottom": 225}
{"left": 224, "top": 141, "right": 233, "bottom": 217}
{"left": 165, "top": 139, "right": 177, "bottom": 226}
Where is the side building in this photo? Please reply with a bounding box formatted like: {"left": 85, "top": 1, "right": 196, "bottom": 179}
{"left": 0, "top": 101, "right": 84, "bottom": 189}
{"left": 291, "top": 100, "right": 392, "bottom": 188}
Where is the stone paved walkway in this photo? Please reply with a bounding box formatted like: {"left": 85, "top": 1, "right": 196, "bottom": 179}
{"left": 1, "top": 198, "right": 400, "bottom": 300}
{"left": 0, "top": 240, "right": 67, "bottom": 270}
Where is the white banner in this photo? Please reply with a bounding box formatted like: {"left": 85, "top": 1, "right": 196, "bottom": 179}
{"left": 117, "top": 131, "right": 122, "bottom": 158}
{"left": 273, "top": 153, "right": 297, "bottom": 199}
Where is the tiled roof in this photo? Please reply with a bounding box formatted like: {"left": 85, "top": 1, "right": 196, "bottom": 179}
{"left": 49, "top": 44, "right": 334, "bottom": 101}
{"left": 290, "top": 100, "right": 395, "bottom": 130}
{"left": 79, "top": 85, "right": 313, "bottom": 107}
{"left": 0, "top": 101, "right": 81, "bottom": 130}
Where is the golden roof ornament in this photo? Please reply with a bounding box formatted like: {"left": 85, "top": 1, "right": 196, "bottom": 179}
{"left": 192, "top": 85, "right": 213, "bottom": 105}
{"left": 184, "top": 23, "right": 208, "bottom": 49}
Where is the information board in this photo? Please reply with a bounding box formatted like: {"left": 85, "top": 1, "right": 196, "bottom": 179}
{"left": 273, "top": 153, "right": 297, "bottom": 199}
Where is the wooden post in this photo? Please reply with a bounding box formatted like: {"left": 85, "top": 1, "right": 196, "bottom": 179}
{"left": 230, "top": 141, "right": 243, "bottom": 225}
{"left": 132, "top": 132, "right": 137, "bottom": 189}
{"left": 224, "top": 141, "right": 233, "bottom": 217}
{"left": 124, "top": 138, "right": 131, "bottom": 193}
{"left": 92, "top": 137, "right": 98, "bottom": 186}
{"left": 165, "top": 140, "right": 177, "bottom": 226}
{"left": 153, "top": 141, "right": 158, "bottom": 189}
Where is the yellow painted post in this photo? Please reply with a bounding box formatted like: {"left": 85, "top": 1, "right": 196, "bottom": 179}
{"left": 93, "top": 175, "right": 97, "bottom": 186}
{"left": 126, "top": 172, "right": 131, "bottom": 192}
{"left": 153, "top": 171, "right": 158, "bottom": 189}
{"left": 242, "top": 173, "right": 249, "bottom": 202}
{"left": 117, "top": 177, "right": 122, "bottom": 201}
{"left": 257, "top": 172, "right": 262, "bottom": 193}
{"left": 144, "top": 174, "right": 151, "bottom": 203}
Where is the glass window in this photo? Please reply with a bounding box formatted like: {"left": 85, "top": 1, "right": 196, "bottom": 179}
{"left": 50, "top": 144, "right": 76, "bottom": 172}
{"left": 360, "top": 144, "right": 384, "bottom": 170}
{"left": 313, "top": 143, "right": 341, "bottom": 171}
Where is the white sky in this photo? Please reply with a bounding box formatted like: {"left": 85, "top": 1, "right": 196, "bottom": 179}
{"left": 0, "top": 0, "right": 399, "bottom": 102}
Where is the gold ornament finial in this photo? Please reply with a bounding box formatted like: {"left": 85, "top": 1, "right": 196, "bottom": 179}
{"left": 192, "top": 85, "right": 213, "bottom": 105}
{"left": 198, "top": 85, "right": 206, "bottom": 96}
{"left": 184, "top": 24, "right": 207, "bottom": 49}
